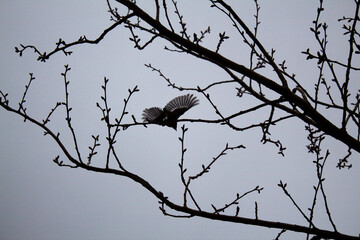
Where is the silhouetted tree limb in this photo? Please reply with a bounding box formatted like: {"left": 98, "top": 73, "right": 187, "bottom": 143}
{"left": 14, "top": 13, "right": 135, "bottom": 62}
{"left": 112, "top": 0, "right": 360, "bottom": 153}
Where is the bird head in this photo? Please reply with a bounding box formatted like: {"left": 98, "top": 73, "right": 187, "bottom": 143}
{"left": 167, "top": 121, "right": 177, "bottom": 130}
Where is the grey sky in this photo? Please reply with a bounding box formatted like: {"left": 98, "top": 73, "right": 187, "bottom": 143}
{"left": 0, "top": 1, "right": 359, "bottom": 239}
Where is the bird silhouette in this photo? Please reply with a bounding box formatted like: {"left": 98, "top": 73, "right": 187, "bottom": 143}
{"left": 142, "top": 94, "right": 199, "bottom": 130}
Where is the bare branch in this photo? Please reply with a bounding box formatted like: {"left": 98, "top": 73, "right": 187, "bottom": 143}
{"left": 18, "top": 73, "right": 35, "bottom": 117}
{"left": 15, "top": 14, "right": 135, "bottom": 61}
{"left": 62, "top": 65, "right": 83, "bottom": 164}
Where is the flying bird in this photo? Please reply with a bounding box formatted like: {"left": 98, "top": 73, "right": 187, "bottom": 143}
{"left": 142, "top": 94, "right": 199, "bottom": 130}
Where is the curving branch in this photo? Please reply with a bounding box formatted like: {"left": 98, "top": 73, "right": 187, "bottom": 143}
{"left": 1, "top": 67, "right": 358, "bottom": 239}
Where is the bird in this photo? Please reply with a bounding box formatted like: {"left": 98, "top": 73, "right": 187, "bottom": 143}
{"left": 142, "top": 94, "right": 199, "bottom": 130}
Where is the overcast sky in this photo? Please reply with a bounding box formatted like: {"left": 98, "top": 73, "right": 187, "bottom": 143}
{"left": 0, "top": 1, "right": 359, "bottom": 240}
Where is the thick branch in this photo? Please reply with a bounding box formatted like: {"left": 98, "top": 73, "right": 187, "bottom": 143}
{"left": 115, "top": 0, "right": 360, "bottom": 153}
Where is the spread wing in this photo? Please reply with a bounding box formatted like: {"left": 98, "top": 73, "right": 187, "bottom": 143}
{"left": 163, "top": 94, "right": 199, "bottom": 121}
{"left": 142, "top": 107, "right": 165, "bottom": 123}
